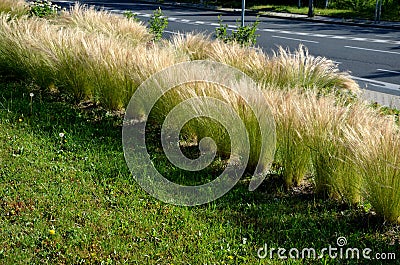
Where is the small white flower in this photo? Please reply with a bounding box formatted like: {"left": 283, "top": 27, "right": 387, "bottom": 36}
{"left": 59, "top": 133, "right": 65, "bottom": 138}
{"left": 30, "top": 93, "right": 34, "bottom": 97}
{"left": 242, "top": 237, "right": 247, "bottom": 244}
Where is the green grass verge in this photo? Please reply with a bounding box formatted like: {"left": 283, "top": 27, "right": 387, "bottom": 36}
{"left": 182, "top": 0, "right": 400, "bottom": 21}
{"left": 0, "top": 79, "right": 398, "bottom": 264}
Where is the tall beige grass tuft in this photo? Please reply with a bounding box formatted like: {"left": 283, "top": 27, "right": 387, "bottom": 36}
{"left": 300, "top": 96, "right": 362, "bottom": 203}
{"left": 0, "top": 14, "right": 57, "bottom": 88}
{"left": 0, "top": 13, "right": 187, "bottom": 108}
{"left": 263, "top": 89, "right": 365, "bottom": 203}
{"left": 0, "top": 0, "right": 27, "bottom": 16}
{"left": 169, "top": 33, "right": 214, "bottom": 60}
{"left": 263, "top": 89, "right": 311, "bottom": 187}
{"left": 344, "top": 119, "right": 400, "bottom": 223}
{"left": 148, "top": 80, "right": 275, "bottom": 175}
{"left": 263, "top": 45, "right": 360, "bottom": 94}
{"left": 57, "top": 3, "right": 152, "bottom": 46}
{"left": 171, "top": 34, "right": 359, "bottom": 96}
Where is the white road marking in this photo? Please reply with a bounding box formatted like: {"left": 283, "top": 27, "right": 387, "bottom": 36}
{"left": 260, "top": 29, "right": 400, "bottom": 45}
{"left": 377, "top": 69, "right": 400, "bottom": 75}
{"left": 272, "top": 35, "right": 319, "bottom": 44}
{"left": 345, "top": 46, "right": 400, "bottom": 55}
{"left": 351, "top": 76, "right": 400, "bottom": 92}
{"left": 375, "top": 34, "right": 395, "bottom": 38}
{"left": 164, "top": 30, "right": 179, "bottom": 35}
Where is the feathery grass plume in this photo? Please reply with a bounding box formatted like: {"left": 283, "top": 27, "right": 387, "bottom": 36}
{"left": 169, "top": 32, "right": 214, "bottom": 60}
{"left": 0, "top": 14, "right": 56, "bottom": 88}
{"left": 0, "top": 11, "right": 186, "bottom": 107}
{"left": 0, "top": 0, "right": 28, "bottom": 16}
{"left": 206, "top": 40, "right": 268, "bottom": 81}
{"left": 170, "top": 33, "right": 269, "bottom": 83}
{"left": 170, "top": 34, "right": 359, "bottom": 97}
{"left": 263, "top": 89, "right": 311, "bottom": 188}
{"left": 344, "top": 119, "right": 400, "bottom": 224}
{"left": 263, "top": 88, "right": 364, "bottom": 201}
{"left": 0, "top": 14, "right": 92, "bottom": 99}
{"left": 263, "top": 45, "right": 360, "bottom": 95}
{"left": 146, "top": 75, "right": 274, "bottom": 175}
{"left": 296, "top": 92, "right": 359, "bottom": 200}
{"left": 57, "top": 3, "right": 152, "bottom": 46}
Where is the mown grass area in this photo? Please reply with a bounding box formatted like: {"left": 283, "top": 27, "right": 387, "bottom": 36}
{"left": 0, "top": 78, "right": 399, "bottom": 264}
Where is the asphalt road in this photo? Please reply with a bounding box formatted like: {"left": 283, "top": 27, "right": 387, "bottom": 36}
{"left": 53, "top": 0, "right": 400, "bottom": 97}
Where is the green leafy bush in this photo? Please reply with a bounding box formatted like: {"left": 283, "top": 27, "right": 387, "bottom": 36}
{"left": 149, "top": 7, "right": 168, "bottom": 41}
{"left": 216, "top": 16, "right": 260, "bottom": 46}
{"left": 29, "top": 0, "right": 60, "bottom": 18}
{"left": 123, "top": 10, "right": 140, "bottom": 22}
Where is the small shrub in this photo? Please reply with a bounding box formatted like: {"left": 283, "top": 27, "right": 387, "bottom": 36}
{"left": 149, "top": 7, "right": 168, "bottom": 41}
{"left": 123, "top": 10, "right": 140, "bottom": 22}
{"left": 215, "top": 15, "right": 229, "bottom": 42}
{"left": 29, "top": 0, "right": 60, "bottom": 18}
{"left": 232, "top": 19, "right": 260, "bottom": 47}
{"left": 215, "top": 16, "right": 260, "bottom": 46}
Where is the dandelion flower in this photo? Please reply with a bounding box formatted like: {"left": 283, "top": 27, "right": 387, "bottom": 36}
{"left": 49, "top": 229, "right": 55, "bottom": 235}
{"left": 18, "top": 118, "right": 23, "bottom": 122}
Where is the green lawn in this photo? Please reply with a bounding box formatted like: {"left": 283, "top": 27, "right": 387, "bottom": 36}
{"left": 0, "top": 78, "right": 398, "bottom": 264}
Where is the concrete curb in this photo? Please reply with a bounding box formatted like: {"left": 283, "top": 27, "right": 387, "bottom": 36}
{"left": 139, "top": 0, "right": 400, "bottom": 30}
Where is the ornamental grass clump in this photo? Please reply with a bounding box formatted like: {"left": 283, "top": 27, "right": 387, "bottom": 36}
{"left": 263, "top": 89, "right": 364, "bottom": 203}
{"left": 263, "top": 90, "right": 312, "bottom": 188}
{"left": 0, "top": 0, "right": 28, "bottom": 16}
{"left": 292, "top": 92, "right": 367, "bottom": 204}
{"left": 262, "top": 45, "right": 359, "bottom": 96}
{"left": 0, "top": 12, "right": 185, "bottom": 108}
{"left": 57, "top": 4, "right": 151, "bottom": 46}
{"left": 171, "top": 34, "right": 359, "bottom": 96}
{"left": 344, "top": 120, "right": 400, "bottom": 224}
{"left": 0, "top": 14, "right": 56, "bottom": 88}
